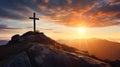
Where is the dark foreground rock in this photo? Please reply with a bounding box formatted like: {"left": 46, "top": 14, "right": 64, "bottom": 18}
{"left": 0, "top": 31, "right": 111, "bottom": 67}
{"left": 0, "top": 52, "right": 31, "bottom": 67}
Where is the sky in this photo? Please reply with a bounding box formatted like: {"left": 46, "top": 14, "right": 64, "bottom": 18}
{"left": 0, "top": 0, "right": 120, "bottom": 42}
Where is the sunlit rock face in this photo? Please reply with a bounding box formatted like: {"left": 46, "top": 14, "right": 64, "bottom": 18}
{"left": 0, "top": 31, "right": 110, "bottom": 67}
{"left": 27, "top": 44, "right": 110, "bottom": 67}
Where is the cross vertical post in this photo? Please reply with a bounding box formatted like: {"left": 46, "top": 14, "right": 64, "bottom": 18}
{"left": 29, "top": 12, "right": 39, "bottom": 32}
{"left": 33, "top": 13, "right": 36, "bottom": 32}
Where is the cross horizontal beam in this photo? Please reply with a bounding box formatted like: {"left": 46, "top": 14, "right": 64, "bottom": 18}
{"left": 29, "top": 17, "right": 39, "bottom": 20}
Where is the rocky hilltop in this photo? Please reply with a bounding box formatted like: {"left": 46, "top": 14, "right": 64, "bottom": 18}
{"left": 0, "top": 31, "right": 110, "bottom": 67}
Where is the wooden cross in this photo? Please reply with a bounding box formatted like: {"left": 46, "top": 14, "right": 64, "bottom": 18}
{"left": 29, "top": 12, "right": 39, "bottom": 32}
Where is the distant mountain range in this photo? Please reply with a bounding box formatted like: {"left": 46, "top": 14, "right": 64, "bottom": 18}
{"left": 0, "top": 40, "right": 8, "bottom": 46}
{"left": 58, "top": 38, "right": 120, "bottom": 61}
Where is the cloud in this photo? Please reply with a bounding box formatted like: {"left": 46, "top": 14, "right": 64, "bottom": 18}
{"left": 0, "top": 0, "right": 35, "bottom": 20}
{"left": 52, "top": 31, "right": 63, "bottom": 33}
{"left": 107, "top": 0, "right": 120, "bottom": 4}
{"left": 84, "top": 1, "right": 120, "bottom": 27}
{"left": 0, "top": 24, "right": 22, "bottom": 30}
{"left": 0, "top": 0, "right": 120, "bottom": 27}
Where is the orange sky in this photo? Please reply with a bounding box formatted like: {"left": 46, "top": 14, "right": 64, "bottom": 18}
{"left": 0, "top": 0, "right": 120, "bottom": 42}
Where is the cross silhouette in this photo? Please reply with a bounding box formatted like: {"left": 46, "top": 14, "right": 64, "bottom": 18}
{"left": 29, "top": 12, "right": 39, "bottom": 32}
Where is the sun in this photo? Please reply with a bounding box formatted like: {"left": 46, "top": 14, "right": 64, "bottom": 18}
{"left": 78, "top": 28, "right": 86, "bottom": 34}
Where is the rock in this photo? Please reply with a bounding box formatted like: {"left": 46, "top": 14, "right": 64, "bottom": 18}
{"left": 7, "top": 34, "right": 21, "bottom": 45}
{"left": 26, "top": 44, "right": 110, "bottom": 67}
{"left": 0, "top": 31, "right": 111, "bottom": 67}
{"left": 11, "top": 34, "right": 21, "bottom": 42}
{"left": 21, "top": 31, "right": 56, "bottom": 45}
{"left": 0, "top": 52, "right": 31, "bottom": 67}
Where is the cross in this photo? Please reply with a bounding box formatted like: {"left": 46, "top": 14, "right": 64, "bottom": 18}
{"left": 29, "top": 12, "right": 39, "bottom": 32}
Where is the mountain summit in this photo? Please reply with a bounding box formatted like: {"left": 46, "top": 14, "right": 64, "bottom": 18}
{"left": 0, "top": 31, "right": 110, "bottom": 67}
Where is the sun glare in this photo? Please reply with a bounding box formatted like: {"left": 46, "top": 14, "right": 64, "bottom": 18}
{"left": 78, "top": 28, "right": 86, "bottom": 34}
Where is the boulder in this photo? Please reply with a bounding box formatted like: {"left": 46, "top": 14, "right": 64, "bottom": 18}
{"left": 7, "top": 34, "right": 21, "bottom": 45}
{"left": 11, "top": 34, "right": 21, "bottom": 42}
